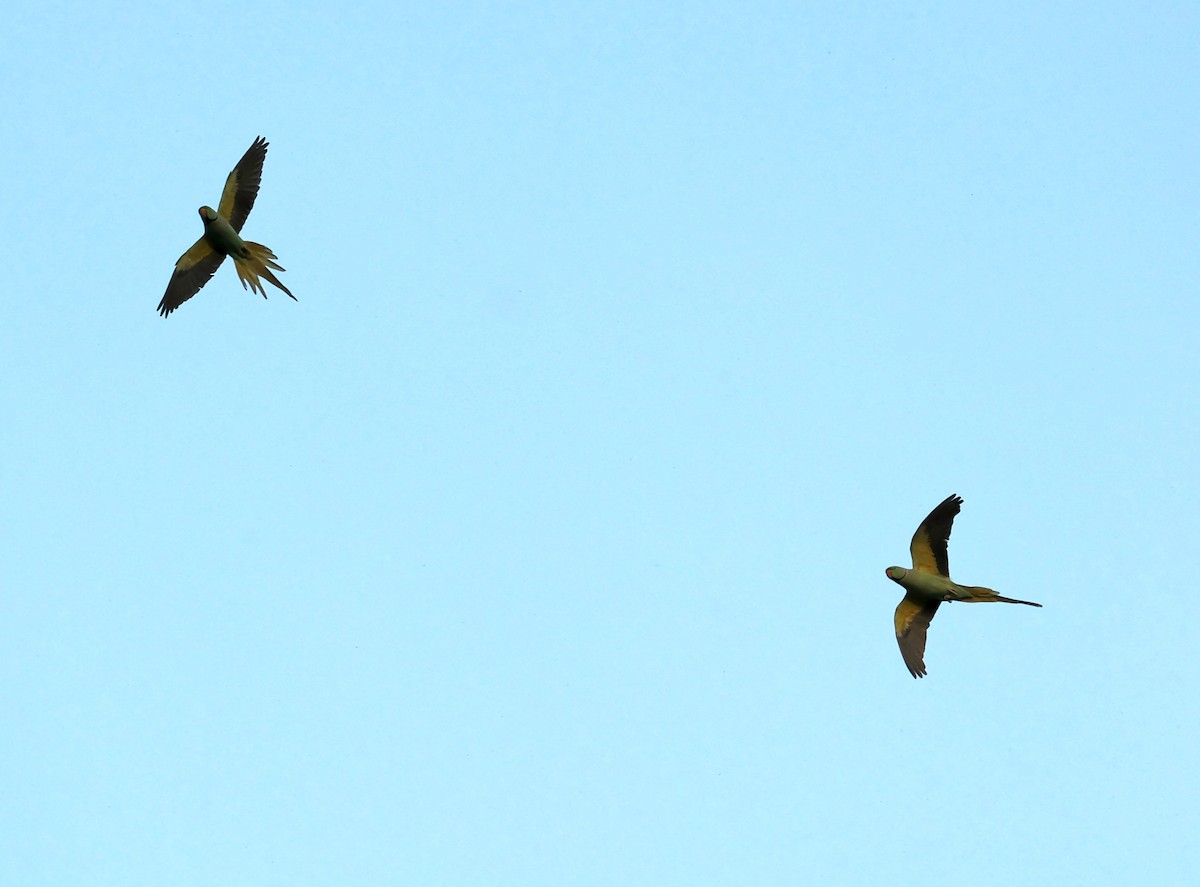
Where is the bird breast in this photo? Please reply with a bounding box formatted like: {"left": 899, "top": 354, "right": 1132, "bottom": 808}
{"left": 202, "top": 214, "right": 247, "bottom": 257}
{"left": 895, "top": 568, "right": 956, "bottom": 601}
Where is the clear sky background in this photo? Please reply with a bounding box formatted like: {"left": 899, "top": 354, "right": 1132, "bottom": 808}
{"left": 2, "top": 1, "right": 1197, "bottom": 884}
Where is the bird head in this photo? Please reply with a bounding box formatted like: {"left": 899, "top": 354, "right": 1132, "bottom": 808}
{"left": 198, "top": 206, "right": 217, "bottom": 223}
{"left": 885, "top": 566, "right": 907, "bottom": 583}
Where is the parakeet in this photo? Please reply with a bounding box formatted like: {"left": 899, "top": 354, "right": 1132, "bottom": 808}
{"left": 886, "top": 494, "right": 1041, "bottom": 678}
{"left": 157, "top": 136, "right": 295, "bottom": 317}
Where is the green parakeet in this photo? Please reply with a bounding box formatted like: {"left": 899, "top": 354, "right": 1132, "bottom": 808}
{"left": 157, "top": 137, "right": 295, "bottom": 317}
{"left": 886, "top": 494, "right": 1041, "bottom": 678}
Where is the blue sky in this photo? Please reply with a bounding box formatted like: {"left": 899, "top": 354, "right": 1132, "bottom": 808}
{"left": 2, "top": 1, "right": 1197, "bottom": 883}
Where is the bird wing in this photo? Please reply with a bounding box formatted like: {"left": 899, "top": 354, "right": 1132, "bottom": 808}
{"left": 158, "top": 236, "right": 226, "bottom": 316}
{"left": 217, "top": 136, "right": 268, "bottom": 233}
{"left": 909, "top": 493, "right": 963, "bottom": 576}
{"left": 895, "top": 596, "right": 940, "bottom": 678}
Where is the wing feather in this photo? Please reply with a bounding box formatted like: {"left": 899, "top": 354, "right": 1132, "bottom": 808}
{"left": 894, "top": 596, "right": 939, "bottom": 678}
{"left": 158, "top": 236, "right": 225, "bottom": 317}
{"left": 217, "top": 136, "right": 268, "bottom": 232}
{"left": 909, "top": 494, "right": 962, "bottom": 576}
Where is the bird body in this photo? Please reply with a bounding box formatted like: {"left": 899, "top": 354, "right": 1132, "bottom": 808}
{"left": 157, "top": 137, "right": 295, "bottom": 317}
{"left": 886, "top": 565, "right": 1038, "bottom": 606}
{"left": 885, "top": 494, "right": 1041, "bottom": 678}
{"left": 885, "top": 566, "right": 955, "bottom": 602}
{"left": 198, "top": 206, "right": 245, "bottom": 254}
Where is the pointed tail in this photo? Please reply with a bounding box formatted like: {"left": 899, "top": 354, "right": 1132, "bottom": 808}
{"left": 993, "top": 594, "right": 1042, "bottom": 607}
{"left": 959, "top": 585, "right": 1043, "bottom": 607}
{"left": 233, "top": 242, "right": 296, "bottom": 301}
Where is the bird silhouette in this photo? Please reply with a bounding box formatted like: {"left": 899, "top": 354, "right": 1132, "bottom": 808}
{"left": 886, "top": 494, "right": 1041, "bottom": 678}
{"left": 158, "top": 137, "right": 295, "bottom": 317}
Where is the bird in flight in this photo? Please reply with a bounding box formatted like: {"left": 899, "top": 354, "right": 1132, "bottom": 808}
{"left": 885, "top": 494, "right": 1041, "bottom": 678}
{"left": 157, "top": 136, "right": 296, "bottom": 317}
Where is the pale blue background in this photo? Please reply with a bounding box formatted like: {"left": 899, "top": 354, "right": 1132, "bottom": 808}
{"left": 2, "top": 1, "right": 1197, "bottom": 884}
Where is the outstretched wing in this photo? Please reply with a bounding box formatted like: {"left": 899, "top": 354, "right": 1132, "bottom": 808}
{"left": 158, "top": 236, "right": 226, "bottom": 317}
{"left": 217, "top": 136, "right": 268, "bottom": 232}
{"left": 894, "top": 596, "right": 940, "bottom": 678}
{"left": 910, "top": 493, "right": 962, "bottom": 576}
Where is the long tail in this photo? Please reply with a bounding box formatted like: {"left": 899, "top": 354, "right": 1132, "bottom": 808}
{"left": 958, "top": 585, "right": 1043, "bottom": 607}
{"left": 233, "top": 242, "right": 296, "bottom": 301}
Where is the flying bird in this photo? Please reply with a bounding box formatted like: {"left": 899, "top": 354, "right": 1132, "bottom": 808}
{"left": 885, "top": 494, "right": 1041, "bottom": 678}
{"left": 157, "top": 136, "right": 295, "bottom": 317}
